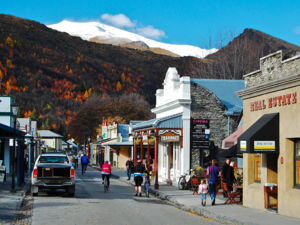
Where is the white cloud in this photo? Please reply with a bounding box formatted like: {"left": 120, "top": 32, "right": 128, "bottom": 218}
{"left": 101, "top": 13, "right": 135, "bottom": 28}
{"left": 294, "top": 26, "right": 300, "bottom": 35}
{"left": 100, "top": 13, "right": 166, "bottom": 40}
{"left": 137, "top": 26, "right": 166, "bottom": 40}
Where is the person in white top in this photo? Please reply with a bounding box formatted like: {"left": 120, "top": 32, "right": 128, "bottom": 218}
{"left": 198, "top": 179, "right": 208, "bottom": 206}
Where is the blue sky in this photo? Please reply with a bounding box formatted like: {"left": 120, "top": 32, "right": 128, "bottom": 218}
{"left": 1, "top": 0, "right": 299, "bottom": 48}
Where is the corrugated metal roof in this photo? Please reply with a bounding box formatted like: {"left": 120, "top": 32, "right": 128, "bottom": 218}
{"left": 132, "top": 114, "right": 182, "bottom": 130}
{"left": 38, "top": 130, "right": 63, "bottom": 138}
{"left": 190, "top": 79, "right": 244, "bottom": 115}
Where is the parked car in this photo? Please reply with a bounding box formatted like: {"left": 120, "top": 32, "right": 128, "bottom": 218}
{"left": 31, "top": 152, "right": 75, "bottom": 196}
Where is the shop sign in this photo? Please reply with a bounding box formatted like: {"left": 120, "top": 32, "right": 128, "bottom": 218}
{"left": 250, "top": 92, "right": 297, "bottom": 112}
{"left": 160, "top": 131, "right": 180, "bottom": 142}
{"left": 254, "top": 141, "right": 275, "bottom": 152}
{"left": 240, "top": 140, "right": 247, "bottom": 151}
{"left": 191, "top": 118, "right": 210, "bottom": 149}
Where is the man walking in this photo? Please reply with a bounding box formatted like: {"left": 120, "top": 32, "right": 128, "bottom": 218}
{"left": 206, "top": 159, "right": 220, "bottom": 205}
{"left": 222, "top": 158, "right": 235, "bottom": 193}
{"left": 81, "top": 152, "right": 89, "bottom": 175}
{"left": 126, "top": 158, "right": 133, "bottom": 180}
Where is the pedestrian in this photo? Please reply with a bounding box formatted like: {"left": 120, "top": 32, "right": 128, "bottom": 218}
{"left": 198, "top": 179, "right": 208, "bottom": 206}
{"left": 81, "top": 152, "right": 89, "bottom": 175}
{"left": 125, "top": 157, "right": 133, "bottom": 180}
{"left": 101, "top": 160, "right": 112, "bottom": 187}
{"left": 133, "top": 160, "right": 145, "bottom": 197}
{"left": 222, "top": 158, "right": 236, "bottom": 193}
{"left": 206, "top": 159, "right": 220, "bottom": 205}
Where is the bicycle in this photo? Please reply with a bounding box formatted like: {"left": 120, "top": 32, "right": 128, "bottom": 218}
{"left": 104, "top": 175, "right": 109, "bottom": 193}
{"left": 178, "top": 169, "right": 195, "bottom": 190}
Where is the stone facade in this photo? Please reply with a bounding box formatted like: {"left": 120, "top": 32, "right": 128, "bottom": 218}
{"left": 190, "top": 82, "right": 238, "bottom": 168}
{"left": 244, "top": 51, "right": 300, "bottom": 89}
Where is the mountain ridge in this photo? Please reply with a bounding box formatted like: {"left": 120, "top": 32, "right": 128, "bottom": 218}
{"left": 0, "top": 14, "right": 299, "bottom": 136}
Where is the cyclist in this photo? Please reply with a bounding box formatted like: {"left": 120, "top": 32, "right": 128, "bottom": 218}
{"left": 81, "top": 152, "right": 89, "bottom": 175}
{"left": 101, "top": 160, "right": 112, "bottom": 188}
{"left": 133, "top": 160, "right": 145, "bottom": 197}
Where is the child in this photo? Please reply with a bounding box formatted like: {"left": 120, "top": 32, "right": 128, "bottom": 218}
{"left": 198, "top": 179, "right": 208, "bottom": 206}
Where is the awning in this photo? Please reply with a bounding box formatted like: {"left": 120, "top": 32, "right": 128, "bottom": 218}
{"left": 103, "top": 141, "right": 133, "bottom": 146}
{"left": 222, "top": 127, "right": 243, "bottom": 149}
{"left": 132, "top": 113, "right": 182, "bottom": 131}
{"left": 0, "top": 123, "right": 26, "bottom": 138}
{"left": 238, "top": 113, "right": 279, "bottom": 154}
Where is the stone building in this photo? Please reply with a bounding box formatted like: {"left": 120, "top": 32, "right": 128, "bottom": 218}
{"left": 190, "top": 79, "right": 244, "bottom": 168}
{"left": 132, "top": 68, "right": 244, "bottom": 187}
{"left": 237, "top": 50, "right": 300, "bottom": 218}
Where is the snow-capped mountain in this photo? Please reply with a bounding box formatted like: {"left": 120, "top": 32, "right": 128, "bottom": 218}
{"left": 48, "top": 20, "right": 218, "bottom": 58}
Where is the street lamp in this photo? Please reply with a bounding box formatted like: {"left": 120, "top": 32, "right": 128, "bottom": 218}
{"left": 10, "top": 102, "right": 18, "bottom": 193}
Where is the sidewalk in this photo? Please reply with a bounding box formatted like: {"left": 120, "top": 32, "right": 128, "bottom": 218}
{"left": 0, "top": 175, "right": 31, "bottom": 224}
{"left": 109, "top": 168, "right": 300, "bottom": 225}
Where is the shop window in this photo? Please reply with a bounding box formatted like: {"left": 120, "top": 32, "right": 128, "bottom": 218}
{"left": 294, "top": 140, "right": 300, "bottom": 187}
{"left": 255, "top": 154, "right": 262, "bottom": 182}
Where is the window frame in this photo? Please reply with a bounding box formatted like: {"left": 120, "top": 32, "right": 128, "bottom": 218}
{"left": 294, "top": 140, "right": 300, "bottom": 188}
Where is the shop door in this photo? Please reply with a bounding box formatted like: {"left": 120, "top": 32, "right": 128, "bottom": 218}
{"left": 168, "top": 143, "right": 174, "bottom": 180}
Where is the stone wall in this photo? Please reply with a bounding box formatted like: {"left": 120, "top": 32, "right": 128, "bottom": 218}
{"left": 190, "top": 83, "right": 238, "bottom": 168}
{"left": 244, "top": 51, "right": 300, "bottom": 88}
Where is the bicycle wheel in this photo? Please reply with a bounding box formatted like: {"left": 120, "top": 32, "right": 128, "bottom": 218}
{"left": 104, "top": 176, "right": 108, "bottom": 193}
{"left": 178, "top": 176, "right": 186, "bottom": 190}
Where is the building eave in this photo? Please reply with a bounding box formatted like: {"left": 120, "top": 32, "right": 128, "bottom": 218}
{"left": 151, "top": 99, "right": 191, "bottom": 114}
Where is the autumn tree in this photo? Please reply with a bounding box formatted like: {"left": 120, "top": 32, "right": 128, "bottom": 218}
{"left": 68, "top": 93, "right": 153, "bottom": 144}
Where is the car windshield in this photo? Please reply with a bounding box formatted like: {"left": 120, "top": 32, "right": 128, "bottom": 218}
{"left": 39, "top": 156, "right": 69, "bottom": 164}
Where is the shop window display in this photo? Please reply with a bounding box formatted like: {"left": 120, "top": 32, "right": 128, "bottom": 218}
{"left": 255, "top": 154, "right": 262, "bottom": 182}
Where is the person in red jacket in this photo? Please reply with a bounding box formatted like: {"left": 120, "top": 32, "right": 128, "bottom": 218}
{"left": 101, "top": 161, "right": 112, "bottom": 187}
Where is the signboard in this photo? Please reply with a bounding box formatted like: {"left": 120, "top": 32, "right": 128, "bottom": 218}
{"left": 191, "top": 119, "right": 210, "bottom": 149}
{"left": 102, "top": 126, "right": 107, "bottom": 139}
{"left": 240, "top": 140, "right": 247, "bottom": 152}
{"left": 254, "top": 141, "right": 275, "bottom": 152}
{"left": 0, "top": 96, "right": 11, "bottom": 113}
{"left": 160, "top": 131, "right": 180, "bottom": 143}
{"left": 142, "top": 134, "right": 148, "bottom": 143}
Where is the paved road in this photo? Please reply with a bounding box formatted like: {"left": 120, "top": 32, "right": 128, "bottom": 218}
{"left": 30, "top": 166, "right": 225, "bottom": 225}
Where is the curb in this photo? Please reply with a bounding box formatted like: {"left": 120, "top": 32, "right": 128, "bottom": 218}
{"left": 149, "top": 188, "right": 256, "bottom": 225}
{"left": 112, "top": 173, "right": 255, "bottom": 225}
